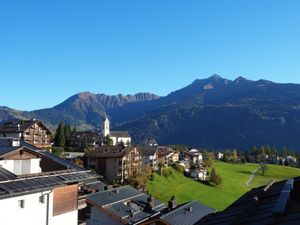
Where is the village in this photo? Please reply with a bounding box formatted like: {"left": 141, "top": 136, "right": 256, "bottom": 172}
{"left": 0, "top": 117, "right": 300, "bottom": 225}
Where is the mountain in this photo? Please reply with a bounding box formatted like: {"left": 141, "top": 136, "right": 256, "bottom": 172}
{"left": 2, "top": 75, "right": 300, "bottom": 150}
{"left": 114, "top": 75, "right": 300, "bottom": 150}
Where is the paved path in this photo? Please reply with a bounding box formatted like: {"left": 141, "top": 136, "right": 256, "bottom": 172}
{"left": 245, "top": 167, "right": 260, "bottom": 187}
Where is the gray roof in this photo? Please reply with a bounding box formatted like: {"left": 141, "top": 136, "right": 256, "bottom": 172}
{"left": 0, "top": 138, "right": 83, "bottom": 171}
{"left": 196, "top": 177, "right": 300, "bottom": 225}
{"left": 0, "top": 170, "right": 99, "bottom": 199}
{"left": 110, "top": 131, "right": 131, "bottom": 138}
{"left": 161, "top": 201, "right": 215, "bottom": 225}
{"left": 87, "top": 186, "right": 165, "bottom": 225}
{"left": 87, "top": 185, "right": 143, "bottom": 206}
{"left": 0, "top": 119, "right": 51, "bottom": 134}
{"left": 140, "top": 146, "right": 158, "bottom": 156}
{"left": 85, "top": 146, "right": 137, "bottom": 158}
{"left": 0, "top": 167, "right": 17, "bottom": 181}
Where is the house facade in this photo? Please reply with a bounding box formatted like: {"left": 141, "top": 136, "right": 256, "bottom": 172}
{"left": 140, "top": 146, "right": 159, "bottom": 171}
{"left": 84, "top": 146, "right": 141, "bottom": 183}
{"left": 0, "top": 119, "right": 51, "bottom": 148}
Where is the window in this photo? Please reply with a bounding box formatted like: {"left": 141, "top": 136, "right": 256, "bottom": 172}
{"left": 39, "top": 195, "right": 45, "bottom": 204}
{"left": 18, "top": 200, "right": 25, "bottom": 209}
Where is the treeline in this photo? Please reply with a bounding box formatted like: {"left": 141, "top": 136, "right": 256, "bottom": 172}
{"left": 54, "top": 122, "right": 76, "bottom": 148}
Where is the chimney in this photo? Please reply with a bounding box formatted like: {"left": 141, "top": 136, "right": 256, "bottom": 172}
{"left": 168, "top": 196, "right": 177, "bottom": 211}
{"left": 146, "top": 195, "right": 155, "bottom": 211}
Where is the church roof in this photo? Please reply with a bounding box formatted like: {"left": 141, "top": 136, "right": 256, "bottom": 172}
{"left": 110, "top": 131, "right": 131, "bottom": 138}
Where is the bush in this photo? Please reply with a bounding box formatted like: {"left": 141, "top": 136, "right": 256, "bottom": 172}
{"left": 173, "top": 163, "right": 185, "bottom": 173}
{"left": 52, "top": 147, "right": 64, "bottom": 157}
{"left": 209, "top": 167, "right": 222, "bottom": 186}
{"left": 162, "top": 167, "right": 172, "bottom": 177}
{"left": 149, "top": 173, "right": 155, "bottom": 181}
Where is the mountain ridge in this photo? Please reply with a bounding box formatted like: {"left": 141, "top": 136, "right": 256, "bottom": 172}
{"left": 2, "top": 75, "right": 300, "bottom": 150}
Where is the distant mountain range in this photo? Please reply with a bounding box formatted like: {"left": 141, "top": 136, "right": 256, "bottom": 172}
{"left": 2, "top": 75, "right": 300, "bottom": 150}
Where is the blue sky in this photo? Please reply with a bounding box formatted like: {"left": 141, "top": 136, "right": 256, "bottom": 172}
{"left": 1, "top": 0, "right": 300, "bottom": 110}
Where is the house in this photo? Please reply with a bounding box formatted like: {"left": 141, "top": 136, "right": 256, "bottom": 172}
{"left": 102, "top": 117, "right": 131, "bottom": 146}
{"left": 187, "top": 149, "right": 203, "bottom": 164}
{"left": 0, "top": 137, "right": 100, "bottom": 225}
{"left": 86, "top": 185, "right": 165, "bottom": 225}
{"left": 69, "top": 131, "right": 101, "bottom": 150}
{"left": 84, "top": 145, "right": 142, "bottom": 183}
{"left": 196, "top": 178, "right": 300, "bottom": 225}
{"left": 285, "top": 155, "right": 297, "bottom": 167}
{"left": 190, "top": 166, "right": 208, "bottom": 181}
{"left": 157, "top": 146, "right": 178, "bottom": 166}
{"left": 0, "top": 119, "right": 52, "bottom": 148}
{"left": 140, "top": 146, "right": 159, "bottom": 171}
{"left": 216, "top": 152, "right": 224, "bottom": 160}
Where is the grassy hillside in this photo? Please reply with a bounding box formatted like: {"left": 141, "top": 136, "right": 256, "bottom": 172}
{"left": 146, "top": 162, "right": 300, "bottom": 211}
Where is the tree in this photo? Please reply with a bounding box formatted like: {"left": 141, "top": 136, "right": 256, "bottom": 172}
{"left": 203, "top": 151, "right": 215, "bottom": 167}
{"left": 282, "top": 146, "right": 288, "bottom": 157}
{"left": 222, "top": 150, "right": 232, "bottom": 162}
{"left": 52, "top": 147, "right": 64, "bottom": 158}
{"left": 209, "top": 167, "right": 222, "bottom": 186}
{"left": 54, "top": 122, "right": 65, "bottom": 148}
{"left": 251, "top": 145, "right": 258, "bottom": 156}
{"left": 232, "top": 149, "right": 238, "bottom": 162}
{"left": 103, "top": 135, "right": 113, "bottom": 146}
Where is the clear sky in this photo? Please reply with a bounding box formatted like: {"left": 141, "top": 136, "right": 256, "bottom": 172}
{"left": 1, "top": 0, "right": 300, "bottom": 111}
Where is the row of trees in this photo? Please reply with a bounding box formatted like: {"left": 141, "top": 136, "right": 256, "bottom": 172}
{"left": 54, "top": 122, "right": 76, "bottom": 148}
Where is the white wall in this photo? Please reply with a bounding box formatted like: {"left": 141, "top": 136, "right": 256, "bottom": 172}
{"left": 0, "top": 159, "right": 42, "bottom": 175}
{"left": 0, "top": 190, "right": 78, "bottom": 225}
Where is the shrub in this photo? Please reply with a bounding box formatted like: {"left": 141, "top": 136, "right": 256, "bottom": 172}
{"left": 162, "top": 167, "right": 171, "bottom": 177}
{"left": 173, "top": 163, "right": 185, "bottom": 173}
{"left": 52, "top": 147, "right": 64, "bottom": 158}
{"left": 209, "top": 167, "right": 222, "bottom": 186}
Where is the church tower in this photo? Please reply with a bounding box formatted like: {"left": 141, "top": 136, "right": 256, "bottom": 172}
{"left": 102, "top": 116, "right": 110, "bottom": 137}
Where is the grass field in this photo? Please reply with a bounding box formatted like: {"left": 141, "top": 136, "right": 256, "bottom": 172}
{"left": 146, "top": 162, "right": 300, "bottom": 211}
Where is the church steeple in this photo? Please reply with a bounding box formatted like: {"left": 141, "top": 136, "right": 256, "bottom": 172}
{"left": 102, "top": 116, "right": 110, "bottom": 137}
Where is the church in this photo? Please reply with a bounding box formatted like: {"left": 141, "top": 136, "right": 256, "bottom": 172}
{"left": 101, "top": 117, "right": 131, "bottom": 146}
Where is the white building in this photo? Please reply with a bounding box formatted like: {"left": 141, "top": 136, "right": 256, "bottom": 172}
{"left": 101, "top": 117, "right": 131, "bottom": 146}
{"left": 0, "top": 137, "right": 100, "bottom": 225}
{"left": 188, "top": 149, "right": 203, "bottom": 164}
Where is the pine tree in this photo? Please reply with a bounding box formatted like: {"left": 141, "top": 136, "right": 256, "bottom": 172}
{"left": 210, "top": 167, "right": 222, "bottom": 186}
{"left": 54, "top": 122, "right": 65, "bottom": 148}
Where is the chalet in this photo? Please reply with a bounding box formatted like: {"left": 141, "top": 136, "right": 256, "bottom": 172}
{"left": 0, "top": 137, "right": 100, "bottom": 225}
{"left": 187, "top": 149, "right": 203, "bottom": 164}
{"left": 157, "top": 146, "right": 178, "bottom": 166}
{"left": 196, "top": 178, "right": 300, "bottom": 225}
{"left": 102, "top": 117, "right": 131, "bottom": 146}
{"left": 0, "top": 119, "right": 51, "bottom": 148}
{"left": 189, "top": 166, "right": 208, "bottom": 181}
{"left": 84, "top": 145, "right": 141, "bottom": 183}
{"left": 86, "top": 185, "right": 165, "bottom": 225}
{"left": 140, "top": 146, "right": 159, "bottom": 171}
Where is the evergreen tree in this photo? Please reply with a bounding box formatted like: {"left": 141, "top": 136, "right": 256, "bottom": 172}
{"left": 232, "top": 149, "right": 238, "bottom": 162}
{"left": 282, "top": 146, "right": 288, "bottom": 157}
{"left": 251, "top": 145, "right": 258, "bottom": 156}
{"left": 103, "top": 135, "right": 113, "bottom": 146}
{"left": 210, "top": 167, "right": 222, "bottom": 186}
{"left": 54, "top": 122, "right": 65, "bottom": 148}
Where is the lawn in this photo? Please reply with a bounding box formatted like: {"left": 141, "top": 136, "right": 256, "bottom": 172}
{"left": 146, "top": 162, "right": 300, "bottom": 211}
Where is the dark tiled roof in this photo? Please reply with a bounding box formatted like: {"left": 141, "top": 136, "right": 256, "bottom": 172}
{"left": 160, "top": 200, "right": 215, "bottom": 225}
{"left": 140, "top": 146, "right": 158, "bottom": 156}
{"left": 85, "top": 146, "right": 135, "bottom": 158}
{"left": 0, "top": 167, "right": 17, "bottom": 181}
{"left": 196, "top": 177, "right": 300, "bottom": 225}
{"left": 87, "top": 185, "right": 165, "bottom": 225}
{"left": 0, "top": 119, "right": 51, "bottom": 133}
{"left": 158, "top": 146, "right": 175, "bottom": 157}
{"left": 0, "top": 170, "right": 99, "bottom": 199}
{"left": 110, "top": 131, "right": 131, "bottom": 138}
{"left": 87, "top": 185, "right": 143, "bottom": 206}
